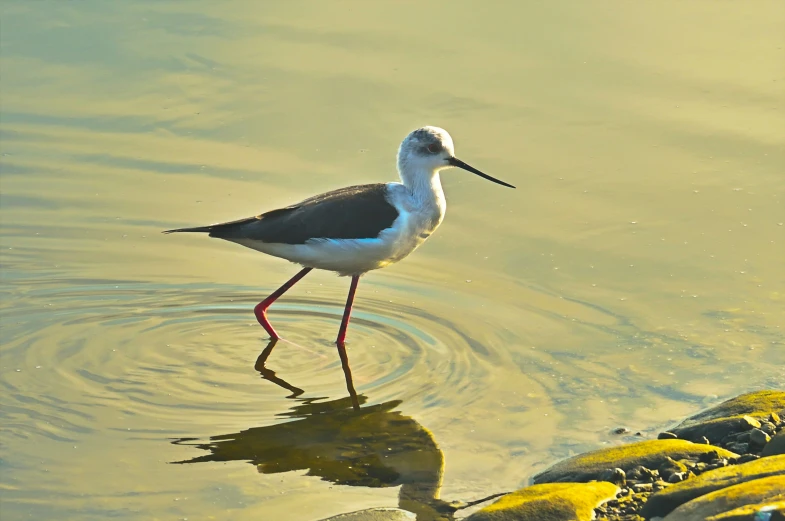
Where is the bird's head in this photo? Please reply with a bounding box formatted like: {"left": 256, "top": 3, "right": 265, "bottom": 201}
{"left": 397, "top": 126, "right": 515, "bottom": 188}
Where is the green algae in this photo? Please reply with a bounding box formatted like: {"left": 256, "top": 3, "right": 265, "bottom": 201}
{"left": 676, "top": 391, "right": 785, "bottom": 427}
{"left": 466, "top": 482, "right": 619, "bottom": 521}
{"left": 706, "top": 500, "right": 785, "bottom": 521}
{"left": 533, "top": 440, "right": 736, "bottom": 484}
{"left": 662, "top": 475, "right": 785, "bottom": 521}
{"left": 642, "top": 454, "right": 785, "bottom": 518}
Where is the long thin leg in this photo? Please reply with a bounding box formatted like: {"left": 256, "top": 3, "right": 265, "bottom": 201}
{"left": 336, "top": 275, "right": 360, "bottom": 345}
{"left": 254, "top": 267, "right": 312, "bottom": 340}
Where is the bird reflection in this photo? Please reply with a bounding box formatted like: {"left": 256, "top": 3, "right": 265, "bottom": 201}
{"left": 173, "top": 397, "right": 456, "bottom": 520}
{"left": 254, "top": 338, "right": 359, "bottom": 409}
{"left": 173, "top": 339, "right": 457, "bottom": 520}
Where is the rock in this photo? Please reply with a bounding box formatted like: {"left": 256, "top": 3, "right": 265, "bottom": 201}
{"left": 674, "top": 416, "right": 760, "bottom": 445}
{"left": 641, "top": 454, "right": 785, "bottom": 518}
{"left": 704, "top": 501, "right": 785, "bottom": 521}
{"left": 659, "top": 457, "right": 688, "bottom": 482}
{"left": 727, "top": 441, "right": 750, "bottom": 455}
{"left": 659, "top": 432, "right": 678, "bottom": 440}
{"left": 599, "top": 467, "right": 626, "bottom": 486}
{"left": 670, "top": 391, "right": 785, "bottom": 444}
{"left": 628, "top": 465, "right": 659, "bottom": 482}
{"left": 668, "top": 471, "right": 689, "bottom": 484}
{"left": 761, "top": 422, "right": 777, "bottom": 436}
{"left": 318, "top": 508, "right": 417, "bottom": 521}
{"left": 533, "top": 440, "right": 736, "bottom": 484}
{"left": 661, "top": 475, "right": 785, "bottom": 521}
{"left": 465, "top": 482, "right": 618, "bottom": 521}
{"left": 750, "top": 428, "right": 772, "bottom": 448}
{"left": 762, "top": 430, "right": 785, "bottom": 457}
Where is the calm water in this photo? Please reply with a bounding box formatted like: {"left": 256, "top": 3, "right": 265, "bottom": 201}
{"left": 1, "top": 2, "right": 784, "bottom": 520}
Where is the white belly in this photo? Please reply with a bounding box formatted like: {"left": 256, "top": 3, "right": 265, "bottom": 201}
{"left": 231, "top": 182, "right": 446, "bottom": 276}
{"left": 232, "top": 208, "right": 442, "bottom": 276}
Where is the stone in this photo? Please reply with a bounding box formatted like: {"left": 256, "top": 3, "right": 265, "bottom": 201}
{"left": 750, "top": 428, "right": 772, "bottom": 447}
{"left": 318, "top": 508, "right": 417, "bottom": 521}
{"left": 599, "top": 467, "right": 626, "bottom": 486}
{"left": 670, "top": 391, "right": 785, "bottom": 444}
{"left": 465, "top": 482, "right": 619, "bottom": 521}
{"left": 668, "top": 472, "right": 689, "bottom": 484}
{"left": 762, "top": 430, "right": 785, "bottom": 457}
{"left": 641, "top": 454, "right": 785, "bottom": 519}
{"left": 674, "top": 416, "right": 760, "bottom": 444}
{"left": 659, "top": 432, "right": 678, "bottom": 440}
{"left": 533, "top": 440, "right": 736, "bottom": 484}
{"left": 705, "top": 501, "right": 785, "bottom": 521}
{"left": 761, "top": 422, "right": 777, "bottom": 436}
{"left": 659, "top": 457, "right": 688, "bottom": 482}
{"left": 661, "top": 475, "right": 785, "bottom": 521}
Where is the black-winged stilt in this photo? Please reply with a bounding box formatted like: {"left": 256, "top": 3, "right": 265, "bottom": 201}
{"left": 164, "top": 126, "right": 514, "bottom": 352}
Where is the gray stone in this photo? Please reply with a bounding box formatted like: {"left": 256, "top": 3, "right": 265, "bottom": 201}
{"left": 598, "top": 467, "right": 626, "bottom": 486}
{"left": 750, "top": 428, "right": 772, "bottom": 447}
{"left": 762, "top": 430, "right": 785, "bottom": 457}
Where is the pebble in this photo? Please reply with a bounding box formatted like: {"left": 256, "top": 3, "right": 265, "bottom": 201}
{"left": 668, "top": 472, "right": 689, "bottom": 484}
{"left": 749, "top": 428, "right": 771, "bottom": 447}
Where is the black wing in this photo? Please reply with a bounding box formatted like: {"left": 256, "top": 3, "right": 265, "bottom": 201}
{"left": 163, "top": 184, "right": 400, "bottom": 245}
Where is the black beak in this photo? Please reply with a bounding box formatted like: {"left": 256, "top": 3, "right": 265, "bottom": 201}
{"left": 446, "top": 157, "right": 515, "bottom": 188}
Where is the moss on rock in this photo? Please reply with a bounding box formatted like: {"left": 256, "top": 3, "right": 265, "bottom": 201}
{"left": 705, "top": 500, "right": 785, "bottom": 521}
{"left": 642, "top": 454, "right": 785, "bottom": 518}
{"left": 533, "top": 440, "right": 736, "bottom": 484}
{"left": 466, "top": 482, "right": 618, "bottom": 521}
{"left": 670, "top": 391, "right": 785, "bottom": 444}
{"left": 661, "top": 475, "right": 785, "bottom": 521}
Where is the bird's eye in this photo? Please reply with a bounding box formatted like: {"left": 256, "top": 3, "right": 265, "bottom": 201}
{"left": 426, "top": 143, "right": 441, "bottom": 154}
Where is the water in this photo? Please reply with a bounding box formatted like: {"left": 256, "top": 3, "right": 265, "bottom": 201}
{"left": 1, "top": 1, "right": 783, "bottom": 519}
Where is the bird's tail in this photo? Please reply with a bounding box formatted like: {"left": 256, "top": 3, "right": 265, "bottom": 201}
{"left": 162, "top": 225, "right": 214, "bottom": 234}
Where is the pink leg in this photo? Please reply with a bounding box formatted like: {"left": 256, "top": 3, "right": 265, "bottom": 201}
{"left": 254, "top": 267, "right": 312, "bottom": 339}
{"left": 336, "top": 275, "right": 360, "bottom": 345}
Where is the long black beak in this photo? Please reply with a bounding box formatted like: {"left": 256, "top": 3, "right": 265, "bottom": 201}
{"left": 447, "top": 157, "right": 515, "bottom": 188}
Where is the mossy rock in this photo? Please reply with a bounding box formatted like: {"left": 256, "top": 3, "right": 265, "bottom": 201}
{"left": 642, "top": 454, "right": 785, "bottom": 518}
{"left": 465, "top": 482, "right": 618, "bottom": 521}
{"left": 670, "top": 391, "right": 785, "bottom": 443}
{"left": 533, "top": 440, "right": 736, "bottom": 484}
{"left": 319, "top": 508, "right": 416, "bottom": 521}
{"left": 661, "top": 475, "right": 785, "bottom": 521}
{"left": 705, "top": 500, "right": 785, "bottom": 521}
{"left": 762, "top": 430, "right": 785, "bottom": 457}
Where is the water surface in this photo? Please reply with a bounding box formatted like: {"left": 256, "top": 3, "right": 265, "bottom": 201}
{"left": 1, "top": 1, "right": 784, "bottom": 519}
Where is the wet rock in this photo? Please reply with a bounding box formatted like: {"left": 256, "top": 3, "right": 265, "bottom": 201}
{"left": 750, "top": 428, "right": 772, "bottom": 448}
{"left": 658, "top": 457, "right": 688, "bottom": 482}
{"left": 612, "top": 427, "right": 631, "bottom": 435}
{"left": 667, "top": 471, "right": 689, "bottom": 484}
{"left": 533, "top": 440, "right": 736, "bottom": 484}
{"left": 628, "top": 464, "right": 659, "bottom": 482}
{"left": 465, "top": 482, "right": 618, "bottom": 521}
{"left": 318, "top": 508, "right": 416, "bottom": 521}
{"left": 762, "top": 430, "right": 785, "bottom": 457}
{"left": 727, "top": 441, "right": 750, "bottom": 455}
{"left": 661, "top": 475, "right": 785, "bottom": 521}
{"left": 674, "top": 416, "right": 760, "bottom": 445}
{"left": 670, "top": 391, "right": 785, "bottom": 444}
{"left": 761, "top": 421, "right": 778, "bottom": 436}
{"left": 702, "top": 501, "right": 785, "bottom": 521}
{"left": 641, "top": 454, "right": 785, "bottom": 519}
{"left": 599, "top": 467, "right": 626, "bottom": 486}
{"left": 659, "top": 431, "right": 678, "bottom": 440}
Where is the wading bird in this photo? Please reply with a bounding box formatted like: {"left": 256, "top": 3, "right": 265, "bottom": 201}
{"left": 164, "top": 126, "right": 514, "bottom": 354}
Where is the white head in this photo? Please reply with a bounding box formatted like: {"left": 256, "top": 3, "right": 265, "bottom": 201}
{"left": 396, "top": 126, "right": 515, "bottom": 189}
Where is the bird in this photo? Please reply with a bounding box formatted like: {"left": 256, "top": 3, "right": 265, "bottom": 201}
{"left": 164, "top": 126, "right": 515, "bottom": 353}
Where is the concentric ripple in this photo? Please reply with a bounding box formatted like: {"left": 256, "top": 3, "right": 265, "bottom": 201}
{"left": 0, "top": 276, "right": 510, "bottom": 450}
